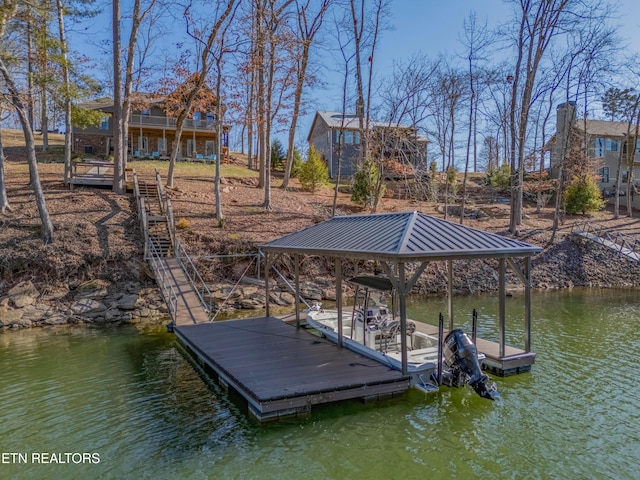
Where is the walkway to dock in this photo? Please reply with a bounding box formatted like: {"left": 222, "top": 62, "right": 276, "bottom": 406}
{"left": 571, "top": 221, "right": 640, "bottom": 262}
{"left": 174, "top": 316, "right": 409, "bottom": 421}
{"left": 133, "top": 170, "right": 209, "bottom": 326}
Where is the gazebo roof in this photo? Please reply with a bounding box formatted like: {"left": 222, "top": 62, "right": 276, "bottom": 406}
{"left": 260, "top": 211, "right": 542, "bottom": 261}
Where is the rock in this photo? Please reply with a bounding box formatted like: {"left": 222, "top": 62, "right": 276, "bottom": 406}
{"left": 238, "top": 298, "right": 263, "bottom": 309}
{"left": 8, "top": 281, "right": 40, "bottom": 307}
{"left": 70, "top": 298, "right": 106, "bottom": 315}
{"left": 117, "top": 294, "right": 139, "bottom": 310}
{"left": 0, "top": 308, "right": 24, "bottom": 325}
{"left": 75, "top": 279, "right": 110, "bottom": 300}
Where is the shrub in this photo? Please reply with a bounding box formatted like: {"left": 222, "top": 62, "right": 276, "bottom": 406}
{"left": 351, "top": 160, "right": 385, "bottom": 206}
{"left": 485, "top": 163, "right": 511, "bottom": 192}
{"left": 290, "top": 146, "right": 303, "bottom": 178}
{"left": 270, "top": 139, "right": 285, "bottom": 171}
{"left": 298, "top": 146, "right": 328, "bottom": 192}
{"left": 564, "top": 174, "right": 605, "bottom": 215}
{"left": 446, "top": 165, "right": 458, "bottom": 196}
{"left": 176, "top": 218, "right": 190, "bottom": 229}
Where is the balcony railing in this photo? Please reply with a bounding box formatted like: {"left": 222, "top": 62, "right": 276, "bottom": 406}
{"left": 129, "top": 114, "right": 215, "bottom": 132}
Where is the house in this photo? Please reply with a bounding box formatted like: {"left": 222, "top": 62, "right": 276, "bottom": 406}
{"left": 552, "top": 102, "right": 640, "bottom": 194}
{"left": 307, "top": 111, "right": 429, "bottom": 178}
{"left": 73, "top": 93, "right": 230, "bottom": 161}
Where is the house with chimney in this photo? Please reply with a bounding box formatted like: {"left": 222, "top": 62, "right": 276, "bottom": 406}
{"left": 552, "top": 102, "right": 640, "bottom": 197}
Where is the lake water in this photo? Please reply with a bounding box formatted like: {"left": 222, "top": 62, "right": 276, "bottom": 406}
{"left": 1, "top": 288, "right": 639, "bottom": 479}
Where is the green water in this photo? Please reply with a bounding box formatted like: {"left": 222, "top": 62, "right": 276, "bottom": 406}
{"left": 1, "top": 289, "right": 639, "bottom": 479}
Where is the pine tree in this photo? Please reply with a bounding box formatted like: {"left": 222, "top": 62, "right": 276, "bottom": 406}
{"left": 298, "top": 146, "right": 328, "bottom": 193}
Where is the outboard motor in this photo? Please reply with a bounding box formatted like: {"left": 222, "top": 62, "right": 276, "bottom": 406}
{"left": 442, "top": 329, "right": 498, "bottom": 400}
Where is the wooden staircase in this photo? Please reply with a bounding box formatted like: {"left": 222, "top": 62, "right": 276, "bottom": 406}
{"left": 134, "top": 170, "right": 175, "bottom": 258}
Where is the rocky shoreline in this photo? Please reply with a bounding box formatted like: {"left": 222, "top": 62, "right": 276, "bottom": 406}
{"left": 4, "top": 233, "right": 640, "bottom": 330}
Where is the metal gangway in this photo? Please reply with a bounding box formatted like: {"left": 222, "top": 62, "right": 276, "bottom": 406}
{"left": 571, "top": 221, "right": 640, "bottom": 262}
{"left": 133, "top": 170, "right": 311, "bottom": 326}
{"left": 133, "top": 170, "right": 209, "bottom": 326}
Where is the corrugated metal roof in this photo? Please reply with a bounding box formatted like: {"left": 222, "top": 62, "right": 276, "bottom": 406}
{"left": 261, "top": 211, "right": 542, "bottom": 261}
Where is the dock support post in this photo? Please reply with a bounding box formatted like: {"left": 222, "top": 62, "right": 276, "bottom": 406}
{"left": 336, "top": 257, "right": 343, "bottom": 347}
{"left": 499, "top": 257, "right": 506, "bottom": 358}
{"left": 398, "top": 262, "right": 408, "bottom": 376}
{"left": 265, "top": 253, "right": 270, "bottom": 317}
{"left": 447, "top": 260, "right": 454, "bottom": 331}
{"left": 294, "top": 254, "right": 300, "bottom": 327}
{"left": 437, "top": 313, "right": 444, "bottom": 385}
{"left": 472, "top": 308, "right": 478, "bottom": 344}
{"left": 524, "top": 256, "right": 531, "bottom": 352}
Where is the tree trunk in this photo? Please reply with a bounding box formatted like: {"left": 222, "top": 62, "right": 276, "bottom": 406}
{"left": 0, "top": 124, "right": 11, "bottom": 213}
{"left": 215, "top": 57, "right": 224, "bottom": 225}
{"left": 0, "top": 58, "right": 54, "bottom": 242}
{"left": 56, "top": 0, "right": 73, "bottom": 185}
{"left": 112, "top": 0, "right": 124, "bottom": 194}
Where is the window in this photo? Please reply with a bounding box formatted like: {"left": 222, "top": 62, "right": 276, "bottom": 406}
{"left": 193, "top": 112, "right": 201, "bottom": 120}
{"left": 599, "top": 166, "right": 609, "bottom": 183}
{"left": 636, "top": 139, "right": 640, "bottom": 153}
{"left": 334, "top": 130, "right": 360, "bottom": 145}
{"left": 605, "top": 138, "right": 619, "bottom": 151}
{"left": 100, "top": 116, "right": 109, "bottom": 130}
{"left": 141, "top": 108, "right": 151, "bottom": 116}
{"left": 344, "top": 131, "right": 353, "bottom": 144}
{"left": 187, "top": 139, "right": 196, "bottom": 156}
{"left": 157, "top": 138, "right": 167, "bottom": 153}
{"left": 595, "top": 138, "right": 604, "bottom": 157}
{"left": 206, "top": 113, "right": 216, "bottom": 125}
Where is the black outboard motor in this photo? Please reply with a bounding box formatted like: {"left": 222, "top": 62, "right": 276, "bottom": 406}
{"left": 442, "top": 329, "right": 498, "bottom": 400}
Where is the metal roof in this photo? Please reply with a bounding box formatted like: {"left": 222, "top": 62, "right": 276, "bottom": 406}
{"left": 260, "top": 211, "right": 542, "bottom": 261}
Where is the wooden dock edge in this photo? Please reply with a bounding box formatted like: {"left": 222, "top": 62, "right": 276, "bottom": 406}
{"left": 482, "top": 352, "right": 536, "bottom": 377}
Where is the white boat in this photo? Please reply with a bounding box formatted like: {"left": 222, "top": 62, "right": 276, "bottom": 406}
{"left": 306, "top": 276, "right": 498, "bottom": 399}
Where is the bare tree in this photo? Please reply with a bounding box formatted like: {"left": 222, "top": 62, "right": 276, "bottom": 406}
{"left": 281, "top": 0, "right": 330, "bottom": 189}
{"left": 164, "top": 0, "right": 237, "bottom": 188}
{"left": 507, "top": 0, "right": 574, "bottom": 234}
{"left": 459, "top": 12, "right": 492, "bottom": 224}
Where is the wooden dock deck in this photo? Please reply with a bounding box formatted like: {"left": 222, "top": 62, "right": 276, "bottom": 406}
{"left": 174, "top": 316, "right": 410, "bottom": 421}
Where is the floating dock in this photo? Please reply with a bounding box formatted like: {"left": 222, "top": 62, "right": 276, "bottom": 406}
{"left": 174, "top": 316, "right": 410, "bottom": 421}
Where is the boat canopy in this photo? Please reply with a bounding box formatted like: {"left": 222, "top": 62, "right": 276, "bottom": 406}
{"left": 349, "top": 276, "right": 394, "bottom": 291}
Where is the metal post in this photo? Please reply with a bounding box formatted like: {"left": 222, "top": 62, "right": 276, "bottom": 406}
{"left": 294, "top": 254, "right": 300, "bottom": 328}
{"left": 499, "top": 257, "right": 506, "bottom": 358}
{"left": 398, "top": 262, "right": 408, "bottom": 376}
{"left": 437, "top": 313, "right": 444, "bottom": 386}
{"left": 447, "top": 259, "right": 454, "bottom": 331}
{"left": 472, "top": 308, "right": 478, "bottom": 344}
{"left": 524, "top": 256, "right": 531, "bottom": 352}
{"left": 336, "top": 258, "right": 343, "bottom": 347}
{"left": 265, "top": 253, "right": 270, "bottom": 318}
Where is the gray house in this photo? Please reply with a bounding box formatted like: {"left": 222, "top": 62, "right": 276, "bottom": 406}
{"left": 307, "top": 111, "right": 429, "bottom": 178}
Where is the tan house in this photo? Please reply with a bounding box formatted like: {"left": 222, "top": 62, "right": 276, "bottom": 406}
{"left": 73, "top": 93, "right": 229, "bottom": 161}
{"left": 552, "top": 102, "right": 640, "bottom": 195}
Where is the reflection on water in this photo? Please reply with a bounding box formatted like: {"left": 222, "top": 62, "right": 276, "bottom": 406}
{"left": 1, "top": 288, "right": 639, "bottom": 479}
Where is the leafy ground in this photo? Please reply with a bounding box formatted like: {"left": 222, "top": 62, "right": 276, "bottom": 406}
{"left": 3, "top": 130, "right": 640, "bottom": 297}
